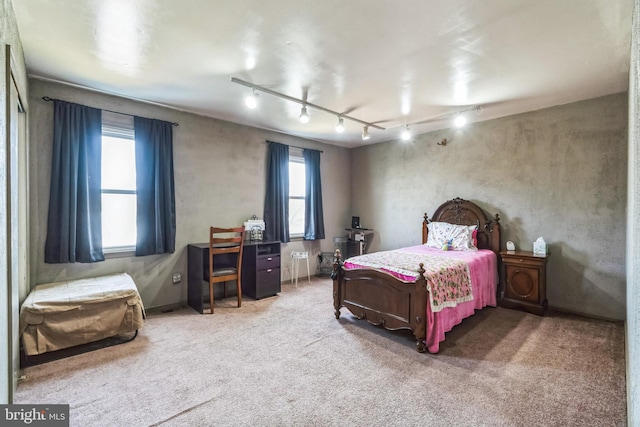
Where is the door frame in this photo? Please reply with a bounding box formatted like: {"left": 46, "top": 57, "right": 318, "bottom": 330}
{"left": 4, "top": 43, "right": 28, "bottom": 403}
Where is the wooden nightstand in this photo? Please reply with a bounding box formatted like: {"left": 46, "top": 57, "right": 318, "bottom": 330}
{"left": 500, "top": 251, "right": 548, "bottom": 315}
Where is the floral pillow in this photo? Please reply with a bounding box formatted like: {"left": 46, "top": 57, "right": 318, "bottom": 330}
{"left": 426, "top": 222, "right": 478, "bottom": 251}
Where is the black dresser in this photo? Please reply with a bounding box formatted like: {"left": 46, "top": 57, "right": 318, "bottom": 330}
{"left": 241, "top": 240, "right": 281, "bottom": 300}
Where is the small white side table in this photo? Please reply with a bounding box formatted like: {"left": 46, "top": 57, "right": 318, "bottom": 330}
{"left": 290, "top": 251, "right": 310, "bottom": 287}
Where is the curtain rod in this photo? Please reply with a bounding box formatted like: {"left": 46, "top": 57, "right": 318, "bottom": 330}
{"left": 266, "top": 140, "right": 323, "bottom": 153}
{"left": 42, "top": 96, "right": 179, "bottom": 127}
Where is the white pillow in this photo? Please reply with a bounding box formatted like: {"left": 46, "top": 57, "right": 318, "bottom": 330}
{"left": 426, "top": 222, "right": 478, "bottom": 251}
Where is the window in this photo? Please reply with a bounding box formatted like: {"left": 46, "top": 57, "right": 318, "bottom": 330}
{"left": 289, "top": 150, "right": 306, "bottom": 237}
{"left": 101, "top": 113, "right": 136, "bottom": 252}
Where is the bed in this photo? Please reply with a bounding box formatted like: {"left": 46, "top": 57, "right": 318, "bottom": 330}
{"left": 19, "top": 273, "right": 145, "bottom": 356}
{"left": 332, "top": 197, "right": 501, "bottom": 353}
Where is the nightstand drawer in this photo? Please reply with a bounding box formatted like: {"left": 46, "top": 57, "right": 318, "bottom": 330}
{"left": 257, "top": 255, "right": 280, "bottom": 271}
{"left": 501, "top": 256, "right": 544, "bottom": 268}
{"left": 505, "top": 265, "right": 539, "bottom": 302}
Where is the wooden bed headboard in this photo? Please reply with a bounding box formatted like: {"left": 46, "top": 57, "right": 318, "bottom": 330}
{"left": 422, "top": 197, "right": 501, "bottom": 255}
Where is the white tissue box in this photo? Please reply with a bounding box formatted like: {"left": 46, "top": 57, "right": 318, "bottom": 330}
{"left": 533, "top": 237, "right": 547, "bottom": 256}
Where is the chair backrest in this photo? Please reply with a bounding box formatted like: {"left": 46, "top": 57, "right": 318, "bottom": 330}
{"left": 209, "top": 226, "right": 245, "bottom": 277}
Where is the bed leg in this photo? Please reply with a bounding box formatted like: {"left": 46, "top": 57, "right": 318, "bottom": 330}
{"left": 416, "top": 340, "right": 426, "bottom": 353}
{"left": 332, "top": 249, "right": 344, "bottom": 321}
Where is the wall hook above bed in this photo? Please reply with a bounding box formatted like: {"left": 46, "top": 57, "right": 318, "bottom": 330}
{"left": 437, "top": 138, "right": 447, "bottom": 146}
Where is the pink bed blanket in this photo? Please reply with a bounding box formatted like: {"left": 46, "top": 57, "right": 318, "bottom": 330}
{"left": 343, "top": 245, "right": 498, "bottom": 353}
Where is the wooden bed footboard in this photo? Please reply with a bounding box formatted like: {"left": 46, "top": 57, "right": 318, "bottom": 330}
{"left": 332, "top": 250, "right": 429, "bottom": 352}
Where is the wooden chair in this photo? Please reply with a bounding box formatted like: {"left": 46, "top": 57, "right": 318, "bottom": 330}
{"left": 207, "top": 226, "right": 245, "bottom": 314}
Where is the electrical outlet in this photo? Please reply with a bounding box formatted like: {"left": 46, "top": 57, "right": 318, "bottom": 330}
{"left": 172, "top": 272, "right": 182, "bottom": 284}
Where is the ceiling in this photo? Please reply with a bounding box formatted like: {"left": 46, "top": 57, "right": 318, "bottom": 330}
{"left": 12, "top": 0, "right": 633, "bottom": 148}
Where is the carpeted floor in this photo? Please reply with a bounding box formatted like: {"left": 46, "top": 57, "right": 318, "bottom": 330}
{"left": 14, "top": 277, "right": 626, "bottom": 426}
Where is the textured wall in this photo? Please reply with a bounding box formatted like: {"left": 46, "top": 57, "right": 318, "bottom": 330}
{"left": 350, "top": 93, "right": 628, "bottom": 320}
{"left": 28, "top": 79, "right": 351, "bottom": 309}
{"left": 627, "top": 0, "right": 639, "bottom": 423}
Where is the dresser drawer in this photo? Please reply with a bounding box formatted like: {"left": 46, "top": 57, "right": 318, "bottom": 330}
{"left": 257, "top": 267, "right": 280, "bottom": 285}
{"left": 255, "top": 268, "right": 281, "bottom": 298}
{"left": 257, "top": 255, "right": 280, "bottom": 271}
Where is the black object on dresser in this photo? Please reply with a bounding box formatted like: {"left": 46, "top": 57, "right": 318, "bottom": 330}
{"left": 242, "top": 240, "right": 281, "bottom": 300}
{"left": 500, "top": 250, "right": 548, "bottom": 315}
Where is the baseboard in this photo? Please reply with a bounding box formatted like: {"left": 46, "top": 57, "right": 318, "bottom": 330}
{"left": 145, "top": 302, "right": 187, "bottom": 315}
{"left": 547, "top": 305, "right": 623, "bottom": 323}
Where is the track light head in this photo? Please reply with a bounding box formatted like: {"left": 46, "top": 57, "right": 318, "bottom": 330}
{"left": 335, "top": 117, "right": 345, "bottom": 133}
{"left": 299, "top": 105, "right": 309, "bottom": 123}
{"left": 454, "top": 113, "right": 467, "bottom": 128}
{"left": 245, "top": 89, "right": 258, "bottom": 109}
{"left": 362, "top": 126, "right": 370, "bottom": 140}
{"left": 401, "top": 125, "right": 411, "bottom": 141}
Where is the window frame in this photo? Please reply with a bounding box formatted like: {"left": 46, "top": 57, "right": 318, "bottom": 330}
{"left": 101, "top": 113, "right": 137, "bottom": 254}
{"left": 288, "top": 149, "right": 306, "bottom": 239}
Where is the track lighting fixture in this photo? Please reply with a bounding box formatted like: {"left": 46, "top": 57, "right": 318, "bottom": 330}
{"left": 231, "top": 77, "right": 384, "bottom": 137}
{"left": 232, "top": 78, "right": 484, "bottom": 140}
{"left": 362, "top": 126, "right": 370, "bottom": 140}
{"left": 245, "top": 89, "right": 258, "bottom": 109}
{"left": 398, "top": 105, "right": 481, "bottom": 136}
{"left": 401, "top": 125, "right": 411, "bottom": 141}
{"left": 299, "top": 105, "right": 310, "bottom": 123}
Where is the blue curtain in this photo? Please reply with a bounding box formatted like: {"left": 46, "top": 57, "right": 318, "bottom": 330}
{"left": 303, "top": 148, "right": 325, "bottom": 240}
{"left": 264, "top": 141, "right": 290, "bottom": 243}
{"left": 45, "top": 100, "right": 104, "bottom": 263}
{"left": 134, "top": 117, "right": 176, "bottom": 256}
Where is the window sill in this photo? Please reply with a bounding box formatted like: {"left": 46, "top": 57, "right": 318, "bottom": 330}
{"left": 104, "top": 246, "right": 136, "bottom": 259}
